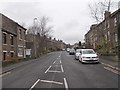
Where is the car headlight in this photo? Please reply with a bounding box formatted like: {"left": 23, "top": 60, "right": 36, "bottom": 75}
{"left": 96, "top": 56, "right": 99, "bottom": 58}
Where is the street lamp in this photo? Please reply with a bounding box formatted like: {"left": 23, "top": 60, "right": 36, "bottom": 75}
{"left": 33, "top": 18, "right": 37, "bottom": 58}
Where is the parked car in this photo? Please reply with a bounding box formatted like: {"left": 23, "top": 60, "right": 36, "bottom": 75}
{"left": 75, "top": 49, "right": 81, "bottom": 60}
{"left": 66, "top": 48, "right": 70, "bottom": 52}
{"left": 69, "top": 48, "right": 75, "bottom": 55}
{"left": 79, "top": 49, "right": 99, "bottom": 63}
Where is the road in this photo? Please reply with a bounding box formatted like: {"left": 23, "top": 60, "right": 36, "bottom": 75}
{"left": 2, "top": 51, "right": 119, "bottom": 89}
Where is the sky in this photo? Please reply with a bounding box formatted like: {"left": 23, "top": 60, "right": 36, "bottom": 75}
{"left": 0, "top": 0, "right": 119, "bottom": 45}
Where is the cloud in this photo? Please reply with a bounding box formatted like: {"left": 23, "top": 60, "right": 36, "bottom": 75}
{"left": 1, "top": 0, "right": 118, "bottom": 44}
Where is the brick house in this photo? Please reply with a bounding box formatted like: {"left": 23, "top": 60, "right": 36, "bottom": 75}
{"left": 17, "top": 24, "right": 27, "bottom": 59}
{"left": 0, "top": 13, "right": 26, "bottom": 62}
{"left": 85, "top": 8, "right": 120, "bottom": 54}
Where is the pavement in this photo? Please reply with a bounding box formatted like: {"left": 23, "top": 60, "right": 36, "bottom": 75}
{"left": 1, "top": 51, "right": 120, "bottom": 89}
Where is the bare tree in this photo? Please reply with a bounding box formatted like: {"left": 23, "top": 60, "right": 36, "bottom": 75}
{"left": 88, "top": 0, "right": 113, "bottom": 23}
{"left": 27, "top": 16, "right": 53, "bottom": 57}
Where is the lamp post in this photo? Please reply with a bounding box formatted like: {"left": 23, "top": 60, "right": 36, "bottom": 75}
{"left": 33, "top": 18, "right": 37, "bottom": 58}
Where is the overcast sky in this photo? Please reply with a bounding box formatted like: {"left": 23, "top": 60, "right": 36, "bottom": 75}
{"left": 0, "top": 0, "right": 119, "bottom": 45}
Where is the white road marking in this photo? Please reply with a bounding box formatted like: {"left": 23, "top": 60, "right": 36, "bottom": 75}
{"left": 104, "top": 67, "right": 120, "bottom": 75}
{"left": 29, "top": 79, "right": 40, "bottom": 90}
{"left": 48, "top": 70, "right": 62, "bottom": 73}
{"left": 101, "top": 62, "right": 115, "bottom": 69}
{"left": 115, "top": 67, "right": 120, "bottom": 71}
{"left": 60, "top": 60, "right": 61, "bottom": 64}
{"left": 101, "top": 62, "right": 120, "bottom": 71}
{"left": 53, "top": 61, "right": 56, "bottom": 64}
{"left": 45, "top": 65, "right": 52, "bottom": 73}
{"left": 0, "top": 72, "right": 11, "bottom": 77}
{"left": 61, "top": 65, "right": 64, "bottom": 72}
{"left": 64, "top": 78, "right": 69, "bottom": 90}
{"left": 41, "top": 80, "right": 63, "bottom": 85}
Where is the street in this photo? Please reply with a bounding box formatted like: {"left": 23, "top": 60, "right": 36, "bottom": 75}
{"left": 2, "top": 51, "right": 119, "bottom": 89}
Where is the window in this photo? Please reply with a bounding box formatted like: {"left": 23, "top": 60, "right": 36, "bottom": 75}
{"left": 10, "top": 35, "right": 14, "bottom": 45}
{"left": 105, "top": 20, "right": 110, "bottom": 29}
{"left": 114, "top": 17, "right": 117, "bottom": 26}
{"left": 19, "top": 29, "right": 22, "bottom": 40}
{"left": 18, "top": 47, "right": 23, "bottom": 57}
{"left": 11, "top": 52, "right": 14, "bottom": 58}
{"left": 3, "top": 52, "right": 6, "bottom": 60}
{"left": 3, "top": 33, "right": 7, "bottom": 44}
{"left": 108, "top": 31, "right": 110, "bottom": 41}
{"left": 115, "top": 33, "right": 118, "bottom": 42}
{"left": 24, "top": 31, "right": 26, "bottom": 40}
{"left": 82, "top": 50, "right": 95, "bottom": 54}
{"left": 107, "top": 21, "right": 110, "bottom": 28}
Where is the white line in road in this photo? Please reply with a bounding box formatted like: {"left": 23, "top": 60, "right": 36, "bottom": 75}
{"left": 64, "top": 78, "right": 69, "bottom": 90}
{"left": 104, "top": 67, "right": 120, "bottom": 75}
{"left": 41, "top": 80, "right": 63, "bottom": 85}
{"left": 29, "top": 79, "right": 40, "bottom": 90}
{"left": 101, "top": 62, "right": 115, "bottom": 69}
{"left": 60, "top": 60, "right": 61, "bottom": 64}
{"left": 48, "top": 70, "right": 62, "bottom": 73}
{"left": 61, "top": 65, "right": 64, "bottom": 72}
{"left": 53, "top": 60, "right": 56, "bottom": 64}
{"left": 45, "top": 65, "right": 52, "bottom": 73}
{"left": 0, "top": 72, "right": 11, "bottom": 77}
{"left": 101, "top": 62, "right": 120, "bottom": 71}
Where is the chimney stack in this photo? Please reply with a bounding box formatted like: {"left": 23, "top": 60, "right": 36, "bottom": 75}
{"left": 104, "top": 11, "right": 111, "bottom": 19}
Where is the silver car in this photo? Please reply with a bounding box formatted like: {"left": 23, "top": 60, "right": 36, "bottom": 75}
{"left": 69, "top": 48, "right": 75, "bottom": 55}
{"left": 75, "top": 49, "right": 81, "bottom": 60}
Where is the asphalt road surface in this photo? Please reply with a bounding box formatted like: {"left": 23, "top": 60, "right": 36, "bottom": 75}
{"left": 2, "top": 51, "right": 119, "bottom": 89}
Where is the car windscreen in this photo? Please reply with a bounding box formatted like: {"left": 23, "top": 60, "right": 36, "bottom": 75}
{"left": 70, "top": 49, "right": 75, "bottom": 51}
{"left": 76, "top": 49, "right": 81, "bottom": 53}
{"left": 82, "top": 50, "right": 95, "bottom": 54}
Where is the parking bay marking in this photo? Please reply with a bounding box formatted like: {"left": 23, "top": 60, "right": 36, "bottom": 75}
{"left": 61, "top": 65, "right": 64, "bottom": 72}
{"left": 60, "top": 60, "right": 61, "bottom": 64}
{"left": 29, "top": 79, "right": 40, "bottom": 90}
{"left": 41, "top": 80, "right": 63, "bottom": 85}
{"left": 45, "top": 65, "right": 52, "bottom": 73}
{"left": 64, "top": 78, "right": 69, "bottom": 90}
{"left": 48, "top": 70, "right": 62, "bottom": 73}
{"left": 53, "top": 61, "right": 56, "bottom": 64}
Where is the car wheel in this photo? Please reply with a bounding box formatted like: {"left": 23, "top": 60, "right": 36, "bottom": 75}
{"left": 78, "top": 57, "right": 80, "bottom": 62}
{"left": 81, "top": 61, "right": 84, "bottom": 64}
{"left": 81, "top": 59, "right": 84, "bottom": 64}
{"left": 75, "top": 57, "right": 77, "bottom": 60}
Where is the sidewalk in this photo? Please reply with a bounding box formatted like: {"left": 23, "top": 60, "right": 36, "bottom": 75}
{"left": 1, "top": 58, "right": 38, "bottom": 74}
